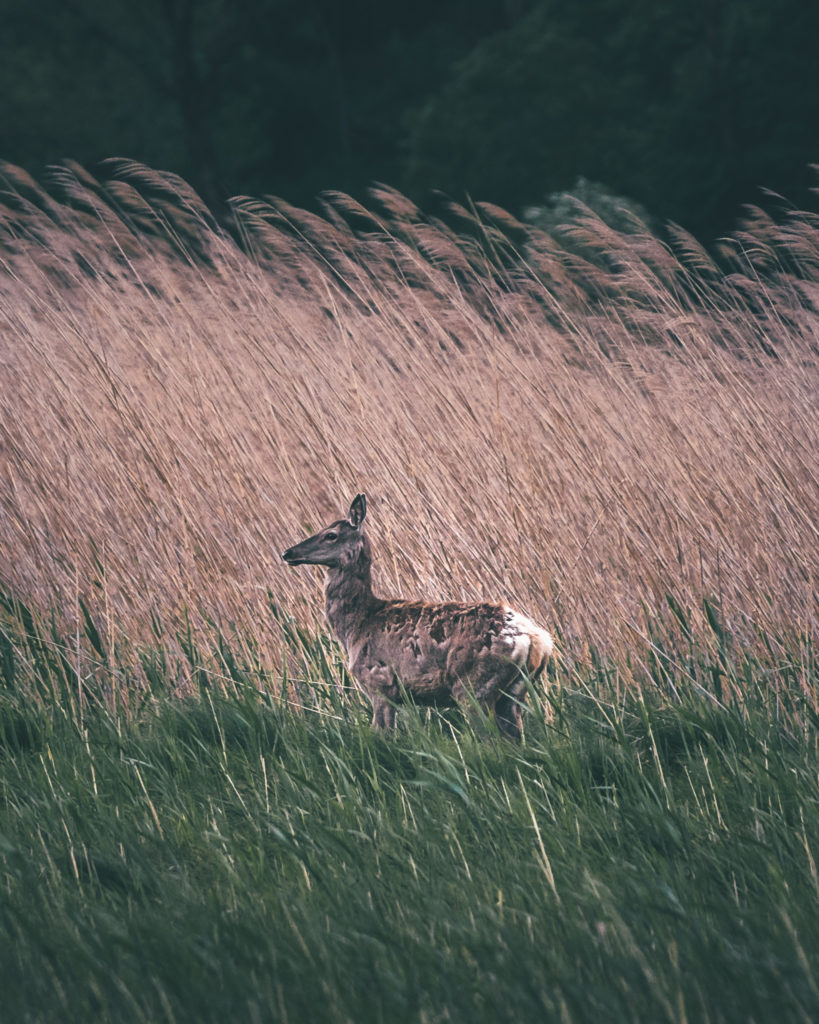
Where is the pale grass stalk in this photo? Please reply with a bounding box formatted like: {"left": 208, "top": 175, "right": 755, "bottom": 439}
{"left": 0, "top": 161, "right": 817, "bottom": 693}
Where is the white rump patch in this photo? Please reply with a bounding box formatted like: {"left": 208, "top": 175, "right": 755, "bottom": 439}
{"left": 501, "top": 607, "right": 555, "bottom": 668}
{"left": 500, "top": 608, "right": 533, "bottom": 666}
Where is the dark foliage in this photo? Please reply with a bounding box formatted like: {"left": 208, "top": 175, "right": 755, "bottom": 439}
{"left": 2, "top": 0, "right": 817, "bottom": 238}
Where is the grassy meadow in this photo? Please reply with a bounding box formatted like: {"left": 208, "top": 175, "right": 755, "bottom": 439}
{"left": 1, "top": 159, "right": 818, "bottom": 1021}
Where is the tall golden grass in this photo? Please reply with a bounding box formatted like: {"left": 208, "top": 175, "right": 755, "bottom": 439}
{"left": 1, "top": 159, "right": 817, "bottom": 684}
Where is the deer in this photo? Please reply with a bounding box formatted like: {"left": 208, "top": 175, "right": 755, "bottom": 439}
{"left": 281, "top": 494, "right": 554, "bottom": 740}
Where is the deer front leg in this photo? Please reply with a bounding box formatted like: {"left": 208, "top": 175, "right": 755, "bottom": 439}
{"left": 351, "top": 660, "right": 399, "bottom": 732}
{"left": 369, "top": 694, "right": 397, "bottom": 731}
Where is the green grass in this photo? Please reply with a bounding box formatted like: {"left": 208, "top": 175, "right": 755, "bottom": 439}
{"left": 1, "top": 599, "right": 818, "bottom": 1023}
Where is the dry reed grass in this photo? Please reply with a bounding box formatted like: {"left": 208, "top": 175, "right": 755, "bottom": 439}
{"left": 1, "top": 160, "right": 817, "bottom": 685}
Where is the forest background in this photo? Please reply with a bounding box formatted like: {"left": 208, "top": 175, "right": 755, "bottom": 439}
{"left": 3, "top": 2, "right": 819, "bottom": 1019}
{"left": 3, "top": 0, "right": 818, "bottom": 240}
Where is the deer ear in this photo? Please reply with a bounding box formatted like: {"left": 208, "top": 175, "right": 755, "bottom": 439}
{"left": 348, "top": 493, "right": 367, "bottom": 528}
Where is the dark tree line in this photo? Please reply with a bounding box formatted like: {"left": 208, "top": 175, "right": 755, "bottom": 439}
{"left": 2, "top": 0, "right": 817, "bottom": 238}
{"left": 407, "top": 0, "right": 819, "bottom": 237}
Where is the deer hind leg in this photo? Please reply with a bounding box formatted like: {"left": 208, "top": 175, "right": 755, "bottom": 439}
{"left": 493, "top": 678, "right": 526, "bottom": 742}
{"left": 454, "top": 660, "right": 526, "bottom": 741}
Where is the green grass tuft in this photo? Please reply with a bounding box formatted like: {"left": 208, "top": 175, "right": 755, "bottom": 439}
{"left": 1, "top": 604, "right": 818, "bottom": 1022}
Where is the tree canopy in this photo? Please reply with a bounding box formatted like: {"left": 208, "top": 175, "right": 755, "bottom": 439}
{"left": 406, "top": 0, "right": 819, "bottom": 237}
{"left": 2, "top": 0, "right": 817, "bottom": 238}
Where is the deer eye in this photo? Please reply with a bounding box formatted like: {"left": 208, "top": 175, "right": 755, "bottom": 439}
{"left": 325, "top": 531, "right": 338, "bottom": 542}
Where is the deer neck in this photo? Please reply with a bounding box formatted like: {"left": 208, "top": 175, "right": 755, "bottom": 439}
{"left": 325, "top": 544, "right": 377, "bottom": 647}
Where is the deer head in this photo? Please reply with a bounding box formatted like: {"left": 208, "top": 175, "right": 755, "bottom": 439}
{"left": 282, "top": 494, "right": 367, "bottom": 568}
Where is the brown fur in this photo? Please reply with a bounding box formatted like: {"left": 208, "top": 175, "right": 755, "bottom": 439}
{"left": 282, "top": 495, "right": 553, "bottom": 740}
